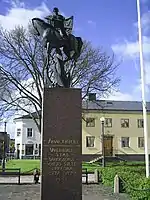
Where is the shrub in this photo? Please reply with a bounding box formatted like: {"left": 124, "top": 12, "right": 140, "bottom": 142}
{"left": 100, "top": 166, "right": 150, "bottom": 199}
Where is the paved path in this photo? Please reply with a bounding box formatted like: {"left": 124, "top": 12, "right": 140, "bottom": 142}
{"left": 0, "top": 184, "right": 129, "bottom": 200}
{"left": 0, "top": 175, "right": 129, "bottom": 200}
{"left": 0, "top": 174, "right": 95, "bottom": 184}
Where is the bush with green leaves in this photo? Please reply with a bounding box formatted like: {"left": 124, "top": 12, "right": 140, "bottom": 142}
{"left": 100, "top": 166, "right": 150, "bottom": 199}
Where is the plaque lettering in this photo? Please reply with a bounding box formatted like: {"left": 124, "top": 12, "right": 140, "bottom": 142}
{"left": 49, "top": 148, "right": 72, "bottom": 153}
{"left": 48, "top": 138, "right": 79, "bottom": 145}
{"left": 44, "top": 138, "right": 80, "bottom": 179}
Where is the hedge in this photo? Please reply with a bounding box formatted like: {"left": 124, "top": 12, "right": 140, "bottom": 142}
{"left": 100, "top": 166, "right": 150, "bottom": 200}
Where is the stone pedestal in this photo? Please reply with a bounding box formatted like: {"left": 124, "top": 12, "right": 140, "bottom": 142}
{"left": 41, "top": 88, "right": 82, "bottom": 200}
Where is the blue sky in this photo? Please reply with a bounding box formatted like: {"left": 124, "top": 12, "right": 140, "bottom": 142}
{"left": 0, "top": 0, "right": 150, "bottom": 137}
{"left": 0, "top": 0, "right": 138, "bottom": 46}
{"left": 0, "top": 0, "right": 149, "bottom": 100}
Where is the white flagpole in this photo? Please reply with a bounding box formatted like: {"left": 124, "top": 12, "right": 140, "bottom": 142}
{"left": 136, "top": 0, "right": 149, "bottom": 178}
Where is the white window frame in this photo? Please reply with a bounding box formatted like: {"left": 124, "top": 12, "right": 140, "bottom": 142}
{"left": 121, "top": 119, "right": 129, "bottom": 128}
{"left": 27, "top": 128, "right": 33, "bottom": 137}
{"left": 17, "top": 128, "right": 21, "bottom": 136}
{"left": 121, "top": 137, "right": 130, "bottom": 148}
{"left": 86, "top": 136, "right": 95, "bottom": 148}
{"left": 86, "top": 118, "right": 95, "bottom": 127}
{"left": 137, "top": 119, "right": 144, "bottom": 128}
{"left": 105, "top": 118, "right": 112, "bottom": 127}
{"left": 138, "top": 137, "right": 144, "bottom": 148}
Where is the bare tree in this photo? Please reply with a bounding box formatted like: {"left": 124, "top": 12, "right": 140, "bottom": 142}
{"left": 0, "top": 25, "right": 120, "bottom": 132}
{"left": 71, "top": 41, "right": 120, "bottom": 98}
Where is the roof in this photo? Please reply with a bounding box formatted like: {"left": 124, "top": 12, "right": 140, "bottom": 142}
{"left": 14, "top": 100, "right": 149, "bottom": 120}
{"left": 14, "top": 111, "right": 41, "bottom": 120}
{"left": 82, "top": 100, "right": 149, "bottom": 111}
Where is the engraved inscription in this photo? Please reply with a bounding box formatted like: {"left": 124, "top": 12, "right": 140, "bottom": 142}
{"left": 48, "top": 138, "right": 79, "bottom": 145}
{"left": 44, "top": 138, "right": 80, "bottom": 182}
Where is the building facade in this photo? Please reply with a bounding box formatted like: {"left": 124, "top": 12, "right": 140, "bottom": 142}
{"left": 82, "top": 100, "right": 150, "bottom": 161}
{"left": 14, "top": 99, "right": 150, "bottom": 161}
{"left": 14, "top": 116, "right": 41, "bottom": 159}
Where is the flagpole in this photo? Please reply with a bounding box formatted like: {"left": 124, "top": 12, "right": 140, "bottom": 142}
{"left": 136, "top": 0, "right": 149, "bottom": 178}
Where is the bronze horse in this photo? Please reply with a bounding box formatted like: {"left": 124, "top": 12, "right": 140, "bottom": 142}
{"left": 32, "top": 18, "right": 83, "bottom": 61}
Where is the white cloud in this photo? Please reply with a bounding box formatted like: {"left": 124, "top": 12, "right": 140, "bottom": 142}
{"left": 0, "top": 118, "right": 15, "bottom": 138}
{"left": 1, "top": 77, "right": 41, "bottom": 138}
{"left": 106, "top": 91, "right": 135, "bottom": 101}
{"left": 112, "top": 36, "right": 150, "bottom": 59}
{"left": 137, "top": 11, "right": 150, "bottom": 34}
{"left": 0, "top": 1, "right": 50, "bottom": 30}
{"left": 104, "top": 83, "right": 145, "bottom": 101}
{"left": 0, "top": 1, "right": 78, "bottom": 138}
{"left": 9, "top": 0, "right": 25, "bottom": 8}
{"left": 110, "top": 9, "right": 150, "bottom": 102}
{"left": 0, "top": 1, "right": 50, "bottom": 137}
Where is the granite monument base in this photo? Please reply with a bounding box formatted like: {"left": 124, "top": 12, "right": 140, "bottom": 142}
{"left": 41, "top": 88, "right": 82, "bottom": 200}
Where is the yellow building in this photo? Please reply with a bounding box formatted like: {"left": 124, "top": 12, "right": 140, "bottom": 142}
{"left": 82, "top": 98, "right": 149, "bottom": 162}
{"left": 14, "top": 94, "right": 149, "bottom": 161}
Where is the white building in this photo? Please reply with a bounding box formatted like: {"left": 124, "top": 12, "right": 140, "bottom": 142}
{"left": 14, "top": 114, "right": 41, "bottom": 159}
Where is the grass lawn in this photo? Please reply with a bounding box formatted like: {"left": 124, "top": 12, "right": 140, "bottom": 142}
{"left": 82, "top": 162, "right": 101, "bottom": 172}
{"left": 0, "top": 159, "right": 40, "bottom": 173}
{"left": 0, "top": 159, "right": 146, "bottom": 174}
{"left": 1, "top": 160, "right": 99, "bottom": 173}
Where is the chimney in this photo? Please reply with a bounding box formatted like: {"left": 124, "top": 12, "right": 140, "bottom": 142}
{"left": 88, "top": 93, "right": 96, "bottom": 101}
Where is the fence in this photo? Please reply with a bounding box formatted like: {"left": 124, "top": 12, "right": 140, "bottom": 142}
{"left": 114, "top": 174, "right": 150, "bottom": 194}
{"left": 82, "top": 168, "right": 99, "bottom": 184}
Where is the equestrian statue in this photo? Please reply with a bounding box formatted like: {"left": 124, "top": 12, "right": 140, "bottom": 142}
{"left": 32, "top": 7, "right": 83, "bottom": 88}
{"left": 32, "top": 7, "right": 83, "bottom": 62}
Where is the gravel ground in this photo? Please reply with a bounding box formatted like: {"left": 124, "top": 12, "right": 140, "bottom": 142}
{"left": 0, "top": 175, "right": 129, "bottom": 200}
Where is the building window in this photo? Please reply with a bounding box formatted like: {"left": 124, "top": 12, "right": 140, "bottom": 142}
{"left": 17, "top": 128, "right": 21, "bottom": 136}
{"left": 137, "top": 119, "right": 144, "bottom": 128}
{"left": 86, "top": 118, "right": 95, "bottom": 127}
{"left": 27, "top": 128, "right": 33, "bottom": 137}
{"left": 105, "top": 118, "right": 112, "bottom": 127}
{"left": 35, "top": 150, "right": 38, "bottom": 154}
{"left": 138, "top": 137, "right": 144, "bottom": 148}
{"left": 121, "top": 137, "right": 129, "bottom": 147}
{"left": 121, "top": 119, "right": 129, "bottom": 128}
{"left": 25, "top": 144, "right": 33, "bottom": 155}
{"left": 86, "top": 136, "right": 95, "bottom": 147}
{"left": 35, "top": 144, "right": 38, "bottom": 148}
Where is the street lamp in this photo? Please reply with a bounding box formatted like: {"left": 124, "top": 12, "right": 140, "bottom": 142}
{"left": 2, "top": 122, "right": 7, "bottom": 171}
{"left": 100, "top": 117, "right": 105, "bottom": 167}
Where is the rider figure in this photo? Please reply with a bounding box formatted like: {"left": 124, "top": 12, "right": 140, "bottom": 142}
{"left": 45, "top": 7, "right": 68, "bottom": 40}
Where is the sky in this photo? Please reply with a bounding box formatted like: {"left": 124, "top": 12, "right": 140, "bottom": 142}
{"left": 0, "top": 0, "right": 150, "bottom": 137}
